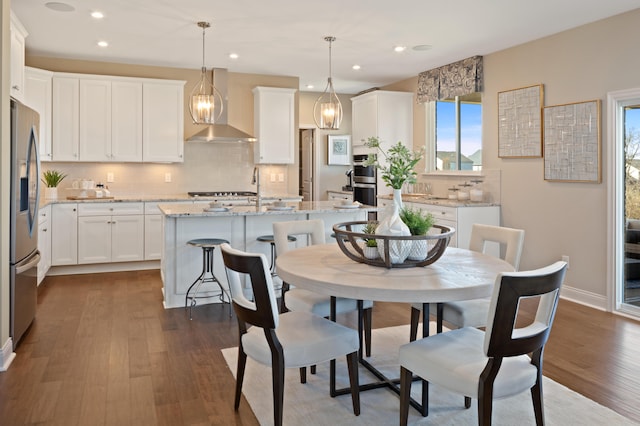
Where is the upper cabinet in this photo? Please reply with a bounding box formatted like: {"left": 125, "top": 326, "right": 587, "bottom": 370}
{"left": 24, "top": 67, "right": 53, "bottom": 161}
{"left": 51, "top": 72, "right": 184, "bottom": 162}
{"left": 10, "top": 12, "right": 28, "bottom": 102}
{"left": 351, "top": 90, "right": 413, "bottom": 149}
{"left": 142, "top": 81, "right": 185, "bottom": 162}
{"left": 253, "top": 86, "right": 296, "bottom": 164}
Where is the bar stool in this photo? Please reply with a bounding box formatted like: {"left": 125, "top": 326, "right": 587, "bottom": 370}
{"left": 256, "top": 234, "right": 297, "bottom": 276}
{"left": 185, "top": 238, "right": 230, "bottom": 320}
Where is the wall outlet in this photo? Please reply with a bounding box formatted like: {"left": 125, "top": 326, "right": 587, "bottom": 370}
{"left": 270, "top": 173, "right": 276, "bottom": 182}
{"left": 106, "top": 172, "right": 114, "bottom": 183}
{"left": 562, "top": 255, "right": 570, "bottom": 269}
{"left": 164, "top": 172, "right": 172, "bottom": 183}
{"left": 278, "top": 173, "right": 284, "bottom": 182}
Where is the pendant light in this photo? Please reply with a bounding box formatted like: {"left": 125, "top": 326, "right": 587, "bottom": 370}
{"left": 189, "top": 21, "right": 223, "bottom": 124}
{"left": 313, "top": 36, "right": 343, "bottom": 130}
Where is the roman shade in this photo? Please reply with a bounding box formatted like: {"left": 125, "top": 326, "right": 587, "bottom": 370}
{"left": 417, "top": 55, "right": 483, "bottom": 103}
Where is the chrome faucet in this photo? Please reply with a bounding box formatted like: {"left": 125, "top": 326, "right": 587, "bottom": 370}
{"left": 252, "top": 166, "right": 261, "bottom": 209}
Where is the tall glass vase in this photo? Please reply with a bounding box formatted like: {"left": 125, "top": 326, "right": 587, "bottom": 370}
{"left": 376, "top": 188, "right": 411, "bottom": 263}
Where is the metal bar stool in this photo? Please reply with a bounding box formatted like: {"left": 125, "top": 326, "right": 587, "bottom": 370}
{"left": 185, "top": 238, "right": 231, "bottom": 320}
{"left": 256, "top": 234, "right": 297, "bottom": 276}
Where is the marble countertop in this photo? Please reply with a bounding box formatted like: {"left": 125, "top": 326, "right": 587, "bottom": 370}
{"left": 378, "top": 194, "right": 499, "bottom": 208}
{"left": 158, "top": 200, "right": 379, "bottom": 217}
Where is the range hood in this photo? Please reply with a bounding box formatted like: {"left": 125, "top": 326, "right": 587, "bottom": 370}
{"left": 187, "top": 68, "right": 257, "bottom": 143}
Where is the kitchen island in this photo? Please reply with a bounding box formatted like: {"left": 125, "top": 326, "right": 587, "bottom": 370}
{"left": 158, "top": 201, "right": 378, "bottom": 309}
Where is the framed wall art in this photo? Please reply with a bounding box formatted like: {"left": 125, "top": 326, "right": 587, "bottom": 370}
{"left": 543, "top": 99, "right": 601, "bottom": 183}
{"left": 328, "top": 135, "right": 351, "bottom": 165}
{"left": 498, "top": 84, "right": 544, "bottom": 158}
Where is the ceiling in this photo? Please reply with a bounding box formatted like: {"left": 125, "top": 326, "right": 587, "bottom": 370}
{"left": 12, "top": 0, "right": 640, "bottom": 94}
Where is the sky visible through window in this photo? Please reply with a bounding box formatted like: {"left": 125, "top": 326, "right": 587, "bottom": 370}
{"left": 628, "top": 107, "right": 640, "bottom": 158}
{"left": 436, "top": 101, "right": 482, "bottom": 159}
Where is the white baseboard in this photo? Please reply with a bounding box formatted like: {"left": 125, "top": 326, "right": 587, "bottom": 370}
{"left": 47, "top": 260, "right": 160, "bottom": 276}
{"left": 560, "top": 284, "right": 608, "bottom": 311}
{"left": 0, "top": 338, "right": 16, "bottom": 372}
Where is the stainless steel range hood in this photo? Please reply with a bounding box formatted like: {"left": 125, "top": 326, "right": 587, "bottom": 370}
{"left": 187, "top": 68, "right": 257, "bottom": 143}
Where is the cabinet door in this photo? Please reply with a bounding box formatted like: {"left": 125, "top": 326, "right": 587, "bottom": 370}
{"left": 52, "top": 77, "right": 80, "bottom": 161}
{"left": 253, "top": 87, "right": 296, "bottom": 164}
{"left": 112, "top": 215, "right": 145, "bottom": 262}
{"left": 51, "top": 204, "right": 78, "bottom": 265}
{"left": 142, "top": 82, "right": 184, "bottom": 162}
{"left": 25, "top": 67, "right": 54, "bottom": 162}
{"left": 78, "top": 216, "right": 112, "bottom": 264}
{"left": 112, "top": 81, "right": 143, "bottom": 162}
{"left": 79, "top": 79, "right": 112, "bottom": 161}
{"left": 9, "top": 13, "right": 27, "bottom": 102}
{"left": 144, "top": 214, "right": 162, "bottom": 260}
{"left": 351, "top": 94, "right": 378, "bottom": 147}
{"left": 37, "top": 205, "right": 52, "bottom": 285}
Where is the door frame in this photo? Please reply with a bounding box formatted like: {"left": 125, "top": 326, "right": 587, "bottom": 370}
{"left": 607, "top": 87, "right": 640, "bottom": 318}
{"left": 299, "top": 124, "right": 319, "bottom": 201}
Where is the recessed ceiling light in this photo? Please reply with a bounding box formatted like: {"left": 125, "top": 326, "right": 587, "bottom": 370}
{"left": 306, "top": 84, "right": 314, "bottom": 89}
{"left": 352, "top": 65, "right": 361, "bottom": 70}
{"left": 412, "top": 44, "right": 433, "bottom": 51}
{"left": 394, "top": 46, "right": 407, "bottom": 53}
{"left": 45, "top": 2, "right": 75, "bottom": 12}
{"left": 97, "top": 41, "right": 109, "bottom": 48}
{"left": 91, "top": 11, "right": 104, "bottom": 19}
{"left": 229, "top": 53, "right": 239, "bottom": 59}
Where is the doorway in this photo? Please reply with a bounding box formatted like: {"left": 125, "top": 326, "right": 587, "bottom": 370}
{"left": 608, "top": 88, "right": 640, "bottom": 318}
{"left": 299, "top": 128, "right": 316, "bottom": 201}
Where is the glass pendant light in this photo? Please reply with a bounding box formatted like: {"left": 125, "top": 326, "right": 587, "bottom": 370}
{"left": 189, "top": 21, "right": 223, "bottom": 124}
{"left": 313, "top": 36, "right": 343, "bottom": 130}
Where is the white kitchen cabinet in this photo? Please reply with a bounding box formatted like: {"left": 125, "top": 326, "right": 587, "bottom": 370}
{"left": 10, "top": 12, "right": 28, "bottom": 102}
{"left": 37, "top": 205, "right": 52, "bottom": 285}
{"left": 351, "top": 90, "right": 413, "bottom": 196}
{"left": 52, "top": 76, "right": 80, "bottom": 161}
{"left": 51, "top": 203, "right": 78, "bottom": 265}
{"left": 77, "top": 203, "right": 144, "bottom": 264}
{"left": 253, "top": 86, "right": 296, "bottom": 164}
{"left": 79, "top": 78, "right": 112, "bottom": 161}
{"left": 327, "top": 191, "right": 353, "bottom": 202}
{"left": 24, "top": 67, "right": 54, "bottom": 162}
{"left": 142, "top": 81, "right": 185, "bottom": 162}
{"left": 111, "top": 81, "right": 143, "bottom": 161}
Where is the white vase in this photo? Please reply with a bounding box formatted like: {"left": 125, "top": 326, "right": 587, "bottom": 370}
{"left": 44, "top": 187, "right": 58, "bottom": 199}
{"left": 407, "top": 239, "right": 428, "bottom": 261}
{"left": 363, "top": 244, "right": 379, "bottom": 259}
{"left": 376, "top": 188, "right": 411, "bottom": 264}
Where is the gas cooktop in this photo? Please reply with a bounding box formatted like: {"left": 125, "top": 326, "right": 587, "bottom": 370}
{"left": 188, "top": 191, "right": 257, "bottom": 198}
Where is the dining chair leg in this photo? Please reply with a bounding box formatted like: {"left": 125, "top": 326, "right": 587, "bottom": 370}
{"left": 464, "top": 396, "right": 471, "bottom": 408}
{"left": 346, "top": 351, "right": 361, "bottom": 416}
{"left": 363, "top": 307, "right": 372, "bottom": 357}
{"left": 399, "top": 366, "right": 413, "bottom": 426}
{"left": 299, "top": 367, "right": 306, "bottom": 383}
{"left": 409, "top": 307, "right": 420, "bottom": 342}
{"left": 436, "top": 302, "right": 444, "bottom": 333}
{"left": 271, "top": 355, "right": 285, "bottom": 426}
{"left": 531, "top": 378, "right": 545, "bottom": 425}
{"left": 310, "top": 365, "right": 316, "bottom": 374}
{"left": 234, "top": 349, "right": 247, "bottom": 410}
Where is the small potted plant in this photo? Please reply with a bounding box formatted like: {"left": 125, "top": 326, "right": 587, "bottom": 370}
{"left": 400, "top": 207, "right": 435, "bottom": 260}
{"left": 41, "top": 170, "right": 67, "bottom": 199}
{"left": 361, "top": 221, "right": 379, "bottom": 259}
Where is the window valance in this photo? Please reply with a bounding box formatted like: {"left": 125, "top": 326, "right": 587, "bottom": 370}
{"left": 417, "top": 55, "right": 483, "bottom": 103}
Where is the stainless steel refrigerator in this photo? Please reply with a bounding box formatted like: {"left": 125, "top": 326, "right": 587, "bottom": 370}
{"left": 10, "top": 99, "right": 41, "bottom": 349}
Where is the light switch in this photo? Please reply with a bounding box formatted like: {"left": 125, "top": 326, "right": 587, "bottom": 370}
{"left": 270, "top": 173, "right": 276, "bottom": 182}
{"left": 165, "top": 173, "right": 172, "bottom": 183}
{"left": 107, "top": 172, "right": 114, "bottom": 182}
{"left": 278, "top": 173, "right": 284, "bottom": 182}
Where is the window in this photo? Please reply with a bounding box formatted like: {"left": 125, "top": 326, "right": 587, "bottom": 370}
{"left": 425, "top": 93, "right": 482, "bottom": 172}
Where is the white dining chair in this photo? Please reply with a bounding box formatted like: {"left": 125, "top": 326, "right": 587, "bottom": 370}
{"left": 273, "top": 219, "right": 374, "bottom": 359}
{"left": 220, "top": 243, "right": 360, "bottom": 426}
{"left": 409, "top": 223, "right": 525, "bottom": 340}
{"left": 399, "top": 261, "right": 567, "bottom": 426}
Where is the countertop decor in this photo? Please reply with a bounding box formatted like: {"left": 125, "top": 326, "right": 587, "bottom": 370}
{"left": 332, "top": 221, "right": 455, "bottom": 268}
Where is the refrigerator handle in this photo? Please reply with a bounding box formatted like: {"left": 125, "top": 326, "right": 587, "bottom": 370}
{"left": 16, "top": 251, "right": 41, "bottom": 274}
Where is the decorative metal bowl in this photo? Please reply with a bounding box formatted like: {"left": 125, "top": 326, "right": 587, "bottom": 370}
{"left": 332, "top": 221, "right": 455, "bottom": 268}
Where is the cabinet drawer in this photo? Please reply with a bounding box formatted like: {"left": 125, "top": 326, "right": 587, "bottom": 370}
{"left": 421, "top": 205, "right": 456, "bottom": 222}
{"left": 78, "top": 202, "right": 144, "bottom": 216}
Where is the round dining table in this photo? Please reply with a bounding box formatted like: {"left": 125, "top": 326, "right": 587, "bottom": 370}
{"left": 276, "top": 242, "right": 515, "bottom": 416}
{"left": 276, "top": 243, "right": 514, "bottom": 304}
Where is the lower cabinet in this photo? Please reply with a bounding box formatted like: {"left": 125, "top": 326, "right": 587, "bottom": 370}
{"left": 51, "top": 203, "right": 78, "bottom": 266}
{"left": 37, "top": 205, "right": 52, "bottom": 284}
{"left": 77, "top": 203, "right": 144, "bottom": 264}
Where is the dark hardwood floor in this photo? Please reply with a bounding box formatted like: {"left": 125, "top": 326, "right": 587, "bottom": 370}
{"left": 0, "top": 270, "right": 638, "bottom": 425}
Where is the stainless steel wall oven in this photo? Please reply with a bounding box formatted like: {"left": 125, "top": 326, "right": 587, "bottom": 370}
{"left": 353, "top": 154, "right": 377, "bottom": 206}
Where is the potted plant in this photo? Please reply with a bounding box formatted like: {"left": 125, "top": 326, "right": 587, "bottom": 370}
{"left": 364, "top": 137, "right": 424, "bottom": 263}
{"left": 361, "top": 221, "right": 379, "bottom": 259}
{"left": 400, "top": 207, "right": 435, "bottom": 260}
{"left": 41, "top": 170, "right": 67, "bottom": 199}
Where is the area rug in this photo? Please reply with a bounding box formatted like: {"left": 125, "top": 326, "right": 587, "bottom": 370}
{"left": 221, "top": 324, "right": 636, "bottom": 425}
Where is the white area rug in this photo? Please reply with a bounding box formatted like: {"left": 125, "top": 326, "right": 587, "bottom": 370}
{"left": 221, "top": 325, "right": 637, "bottom": 425}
